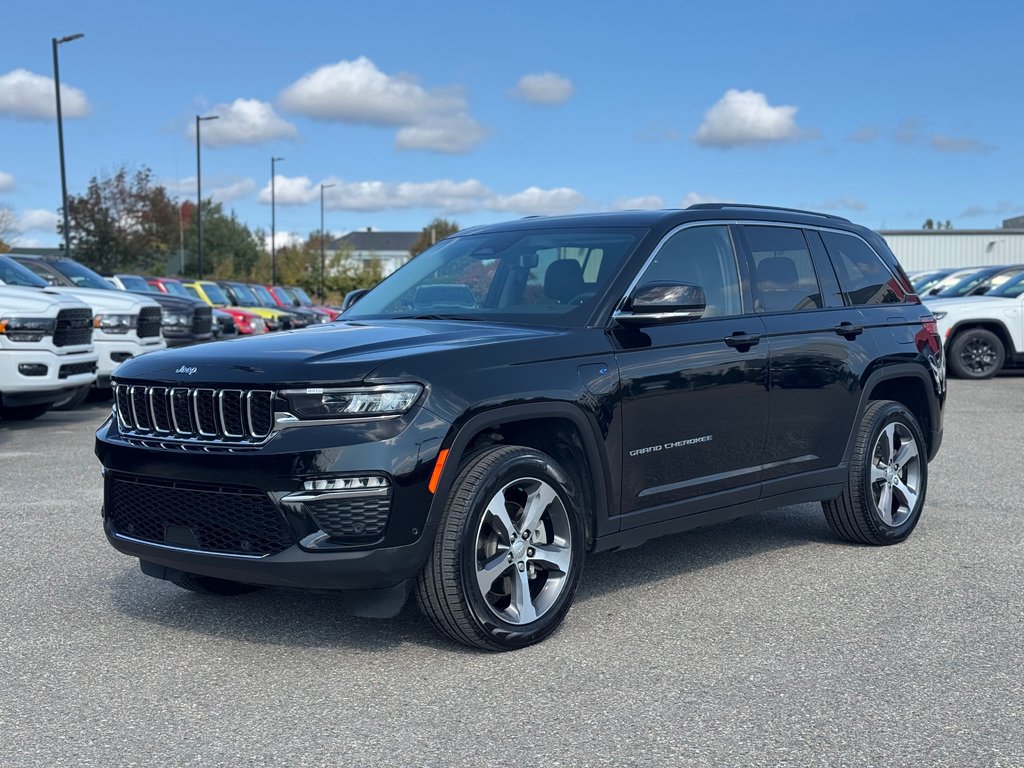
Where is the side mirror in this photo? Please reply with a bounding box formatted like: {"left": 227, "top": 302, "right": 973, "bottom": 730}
{"left": 613, "top": 281, "right": 706, "bottom": 326}
{"left": 342, "top": 288, "right": 370, "bottom": 311}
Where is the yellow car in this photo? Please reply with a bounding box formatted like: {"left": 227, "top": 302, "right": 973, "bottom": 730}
{"left": 182, "top": 281, "right": 293, "bottom": 331}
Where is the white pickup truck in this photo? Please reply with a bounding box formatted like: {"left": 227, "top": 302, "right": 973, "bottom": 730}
{"left": 0, "top": 283, "right": 99, "bottom": 420}
{"left": 928, "top": 272, "right": 1024, "bottom": 379}
{"left": 3, "top": 254, "right": 166, "bottom": 389}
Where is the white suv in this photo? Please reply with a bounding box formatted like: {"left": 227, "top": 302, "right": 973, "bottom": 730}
{"left": 929, "top": 271, "right": 1024, "bottom": 378}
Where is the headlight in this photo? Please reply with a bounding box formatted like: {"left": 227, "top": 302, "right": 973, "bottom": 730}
{"left": 0, "top": 316, "right": 56, "bottom": 342}
{"left": 94, "top": 313, "right": 137, "bottom": 334}
{"left": 281, "top": 384, "right": 423, "bottom": 419}
{"left": 252, "top": 318, "right": 266, "bottom": 332}
{"left": 931, "top": 311, "right": 947, "bottom": 320}
{"left": 161, "top": 311, "right": 192, "bottom": 328}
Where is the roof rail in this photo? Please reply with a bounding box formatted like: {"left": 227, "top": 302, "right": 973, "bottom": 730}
{"left": 686, "top": 203, "right": 850, "bottom": 222}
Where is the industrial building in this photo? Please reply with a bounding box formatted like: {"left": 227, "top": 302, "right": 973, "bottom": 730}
{"left": 880, "top": 216, "right": 1024, "bottom": 270}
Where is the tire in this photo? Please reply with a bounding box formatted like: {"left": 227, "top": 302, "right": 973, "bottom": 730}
{"left": 415, "top": 445, "right": 586, "bottom": 651}
{"left": 823, "top": 400, "right": 928, "bottom": 545}
{"left": 947, "top": 328, "right": 1005, "bottom": 379}
{"left": 169, "top": 573, "right": 263, "bottom": 596}
{"left": 51, "top": 386, "right": 91, "bottom": 411}
{"left": 0, "top": 403, "right": 51, "bottom": 421}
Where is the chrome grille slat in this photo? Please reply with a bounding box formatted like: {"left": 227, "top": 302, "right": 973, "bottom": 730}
{"left": 113, "top": 385, "right": 274, "bottom": 445}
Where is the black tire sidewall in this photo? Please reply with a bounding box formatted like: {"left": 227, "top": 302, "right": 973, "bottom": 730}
{"left": 857, "top": 403, "right": 928, "bottom": 543}
{"left": 456, "top": 451, "right": 585, "bottom": 649}
{"left": 949, "top": 329, "right": 1004, "bottom": 379}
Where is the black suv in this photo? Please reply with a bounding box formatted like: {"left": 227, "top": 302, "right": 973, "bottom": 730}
{"left": 96, "top": 205, "right": 945, "bottom": 650}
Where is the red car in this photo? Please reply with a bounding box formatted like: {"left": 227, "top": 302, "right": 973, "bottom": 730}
{"left": 268, "top": 285, "right": 341, "bottom": 321}
{"left": 147, "top": 277, "right": 268, "bottom": 335}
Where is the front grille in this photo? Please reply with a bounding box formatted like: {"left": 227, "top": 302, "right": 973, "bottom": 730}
{"left": 114, "top": 383, "right": 275, "bottom": 443}
{"left": 192, "top": 307, "right": 213, "bottom": 336}
{"left": 53, "top": 307, "right": 93, "bottom": 347}
{"left": 137, "top": 307, "right": 162, "bottom": 338}
{"left": 215, "top": 315, "right": 238, "bottom": 336}
{"left": 59, "top": 360, "right": 97, "bottom": 379}
{"left": 107, "top": 475, "right": 293, "bottom": 555}
{"left": 302, "top": 493, "right": 391, "bottom": 542}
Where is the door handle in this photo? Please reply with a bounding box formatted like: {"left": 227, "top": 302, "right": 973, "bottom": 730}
{"left": 834, "top": 322, "right": 864, "bottom": 339}
{"left": 724, "top": 332, "right": 760, "bottom": 349}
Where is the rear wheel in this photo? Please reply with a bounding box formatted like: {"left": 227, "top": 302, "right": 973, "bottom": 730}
{"left": 416, "top": 445, "right": 585, "bottom": 651}
{"left": 823, "top": 400, "right": 928, "bottom": 545}
{"left": 0, "top": 403, "right": 51, "bottom": 421}
{"left": 948, "top": 328, "right": 1005, "bottom": 379}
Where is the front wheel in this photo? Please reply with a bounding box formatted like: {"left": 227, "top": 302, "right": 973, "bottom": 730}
{"left": 823, "top": 400, "right": 928, "bottom": 545}
{"left": 948, "top": 328, "right": 1005, "bottom": 379}
{"left": 416, "top": 445, "right": 585, "bottom": 651}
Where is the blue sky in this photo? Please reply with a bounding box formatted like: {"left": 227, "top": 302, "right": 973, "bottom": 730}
{"left": 2, "top": 0, "right": 1022, "bottom": 248}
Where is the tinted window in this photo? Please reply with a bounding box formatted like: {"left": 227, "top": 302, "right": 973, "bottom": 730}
{"left": 118, "top": 275, "right": 151, "bottom": 292}
{"left": 821, "top": 231, "right": 903, "bottom": 305}
{"left": 0, "top": 255, "right": 48, "bottom": 288}
{"left": 637, "top": 225, "right": 742, "bottom": 317}
{"left": 744, "top": 226, "right": 823, "bottom": 312}
{"left": 48, "top": 259, "right": 114, "bottom": 290}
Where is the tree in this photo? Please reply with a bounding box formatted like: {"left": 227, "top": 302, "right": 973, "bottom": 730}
{"left": 410, "top": 217, "right": 459, "bottom": 257}
{"left": 61, "top": 165, "right": 181, "bottom": 274}
{"left": 180, "top": 200, "right": 261, "bottom": 279}
{"left": 0, "top": 205, "right": 16, "bottom": 252}
{"left": 922, "top": 218, "right": 953, "bottom": 230}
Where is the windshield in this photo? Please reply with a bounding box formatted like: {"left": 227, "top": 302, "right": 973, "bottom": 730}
{"left": 200, "top": 282, "right": 230, "bottom": 306}
{"left": 930, "top": 269, "right": 998, "bottom": 297}
{"left": 162, "top": 280, "right": 191, "bottom": 298}
{"left": 250, "top": 285, "right": 277, "bottom": 306}
{"left": 274, "top": 286, "right": 297, "bottom": 305}
{"left": 226, "top": 282, "right": 259, "bottom": 305}
{"left": 292, "top": 286, "right": 314, "bottom": 305}
{"left": 345, "top": 227, "right": 644, "bottom": 325}
{"left": 987, "top": 272, "right": 1024, "bottom": 298}
{"left": 0, "top": 255, "right": 49, "bottom": 288}
{"left": 118, "top": 275, "right": 151, "bottom": 292}
{"left": 49, "top": 259, "right": 114, "bottom": 290}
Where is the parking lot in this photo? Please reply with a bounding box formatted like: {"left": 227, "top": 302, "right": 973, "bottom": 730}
{"left": 0, "top": 377, "right": 1021, "bottom": 768}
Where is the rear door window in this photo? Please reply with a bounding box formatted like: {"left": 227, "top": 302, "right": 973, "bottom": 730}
{"left": 743, "top": 226, "right": 824, "bottom": 312}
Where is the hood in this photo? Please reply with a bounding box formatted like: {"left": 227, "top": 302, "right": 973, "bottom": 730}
{"left": 927, "top": 295, "right": 1019, "bottom": 313}
{"left": 112, "top": 318, "right": 564, "bottom": 388}
{"left": 131, "top": 292, "right": 206, "bottom": 312}
{"left": 51, "top": 285, "right": 161, "bottom": 313}
{"left": 0, "top": 285, "right": 91, "bottom": 314}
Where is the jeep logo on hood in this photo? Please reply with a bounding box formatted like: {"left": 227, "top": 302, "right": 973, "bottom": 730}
{"left": 175, "top": 365, "right": 198, "bottom": 376}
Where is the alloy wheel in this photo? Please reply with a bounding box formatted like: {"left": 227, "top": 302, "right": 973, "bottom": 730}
{"left": 869, "top": 422, "right": 922, "bottom": 527}
{"left": 959, "top": 337, "right": 998, "bottom": 376}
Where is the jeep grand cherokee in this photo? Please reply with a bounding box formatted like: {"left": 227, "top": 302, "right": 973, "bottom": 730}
{"left": 96, "top": 204, "right": 945, "bottom": 650}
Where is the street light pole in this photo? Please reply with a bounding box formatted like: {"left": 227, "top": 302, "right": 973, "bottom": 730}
{"left": 320, "top": 182, "right": 336, "bottom": 303}
{"left": 52, "top": 32, "right": 84, "bottom": 259}
{"left": 271, "top": 156, "right": 284, "bottom": 284}
{"left": 195, "top": 114, "right": 219, "bottom": 279}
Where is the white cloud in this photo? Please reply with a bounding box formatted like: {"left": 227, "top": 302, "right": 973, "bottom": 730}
{"left": 616, "top": 196, "right": 665, "bottom": 210}
{"left": 189, "top": 99, "right": 297, "bottom": 147}
{"left": 930, "top": 134, "right": 996, "bottom": 154}
{"left": 164, "top": 176, "right": 257, "bottom": 204}
{"left": 680, "top": 192, "right": 728, "bottom": 208}
{"left": 16, "top": 209, "right": 59, "bottom": 233}
{"left": 0, "top": 68, "right": 89, "bottom": 120}
{"left": 279, "top": 57, "right": 485, "bottom": 154}
{"left": 262, "top": 231, "right": 304, "bottom": 251}
{"left": 959, "top": 201, "right": 1023, "bottom": 219}
{"left": 819, "top": 197, "right": 867, "bottom": 212}
{"left": 848, "top": 125, "right": 878, "bottom": 143}
{"left": 510, "top": 73, "right": 574, "bottom": 105}
{"left": 259, "top": 174, "right": 585, "bottom": 216}
{"left": 693, "top": 89, "right": 809, "bottom": 148}
{"left": 0, "top": 171, "right": 14, "bottom": 191}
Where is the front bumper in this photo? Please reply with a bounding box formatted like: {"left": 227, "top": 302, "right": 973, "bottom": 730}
{"left": 0, "top": 348, "right": 98, "bottom": 403}
{"left": 95, "top": 337, "right": 166, "bottom": 386}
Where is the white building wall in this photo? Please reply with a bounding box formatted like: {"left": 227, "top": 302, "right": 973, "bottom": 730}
{"left": 880, "top": 232, "right": 1024, "bottom": 271}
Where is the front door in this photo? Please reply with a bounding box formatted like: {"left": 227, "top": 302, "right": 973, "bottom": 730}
{"left": 613, "top": 224, "right": 770, "bottom": 521}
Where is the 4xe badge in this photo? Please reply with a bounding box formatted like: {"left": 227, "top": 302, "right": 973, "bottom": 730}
{"left": 175, "top": 365, "right": 198, "bottom": 376}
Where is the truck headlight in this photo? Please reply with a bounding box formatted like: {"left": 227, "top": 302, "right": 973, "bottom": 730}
{"left": 161, "top": 312, "right": 191, "bottom": 328}
{"left": 280, "top": 384, "right": 423, "bottom": 419}
{"left": 0, "top": 316, "right": 56, "bottom": 342}
{"left": 931, "top": 311, "right": 947, "bottom": 320}
{"left": 94, "top": 313, "right": 137, "bottom": 334}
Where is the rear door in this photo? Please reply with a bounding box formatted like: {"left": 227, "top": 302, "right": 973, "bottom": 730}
{"left": 738, "top": 224, "right": 866, "bottom": 484}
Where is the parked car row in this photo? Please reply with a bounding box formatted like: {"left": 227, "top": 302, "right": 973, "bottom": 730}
{"left": 0, "top": 251, "right": 344, "bottom": 420}
{"left": 908, "top": 264, "right": 1024, "bottom": 379}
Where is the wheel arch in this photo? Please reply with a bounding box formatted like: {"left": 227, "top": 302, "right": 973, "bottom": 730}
{"left": 946, "top": 319, "right": 1016, "bottom": 356}
{"left": 427, "top": 403, "right": 614, "bottom": 547}
{"left": 854, "top": 365, "right": 941, "bottom": 462}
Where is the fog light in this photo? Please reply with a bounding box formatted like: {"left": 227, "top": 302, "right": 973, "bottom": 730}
{"left": 111, "top": 352, "right": 134, "bottom": 363}
{"left": 18, "top": 363, "right": 48, "bottom": 376}
{"left": 303, "top": 476, "right": 389, "bottom": 492}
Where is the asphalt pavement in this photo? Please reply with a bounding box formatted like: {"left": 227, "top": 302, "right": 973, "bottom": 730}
{"left": 0, "top": 376, "right": 1021, "bottom": 767}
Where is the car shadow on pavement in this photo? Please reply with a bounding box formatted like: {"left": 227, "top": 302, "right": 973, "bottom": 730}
{"left": 106, "top": 503, "right": 835, "bottom": 653}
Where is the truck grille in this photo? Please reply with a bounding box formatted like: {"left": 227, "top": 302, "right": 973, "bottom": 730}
{"left": 192, "top": 306, "right": 213, "bottom": 336}
{"left": 59, "top": 360, "right": 98, "bottom": 379}
{"left": 137, "top": 306, "right": 162, "bottom": 338}
{"left": 114, "top": 384, "right": 275, "bottom": 443}
{"left": 107, "top": 475, "right": 294, "bottom": 556}
{"left": 53, "top": 307, "right": 93, "bottom": 347}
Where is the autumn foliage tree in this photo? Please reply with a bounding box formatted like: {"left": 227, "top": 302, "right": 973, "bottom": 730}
{"left": 410, "top": 217, "right": 459, "bottom": 257}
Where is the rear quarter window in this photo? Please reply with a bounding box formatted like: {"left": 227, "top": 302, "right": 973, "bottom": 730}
{"left": 821, "top": 231, "right": 906, "bottom": 305}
